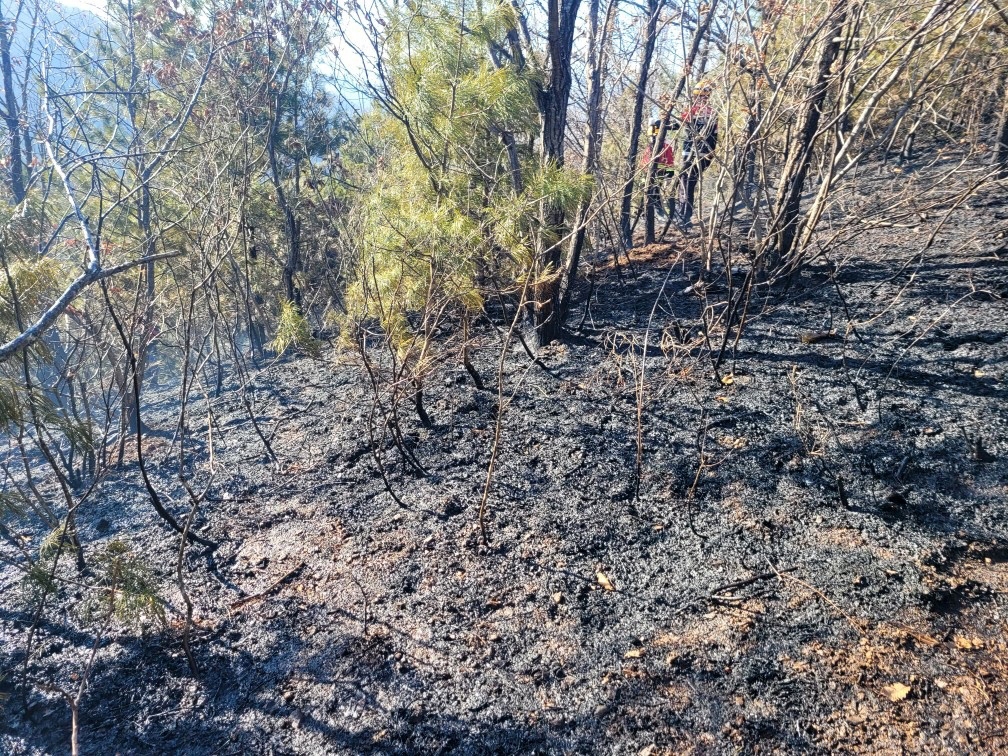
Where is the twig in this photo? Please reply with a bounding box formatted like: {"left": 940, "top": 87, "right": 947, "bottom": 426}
{"left": 229, "top": 562, "right": 306, "bottom": 612}
{"left": 767, "top": 558, "right": 866, "bottom": 635}
{"left": 479, "top": 276, "right": 532, "bottom": 547}
{"left": 664, "top": 566, "right": 797, "bottom": 618}
{"left": 684, "top": 411, "right": 710, "bottom": 538}
{"left": 350, "top": 574, "right": 369, "bottom": 639}
{"left": 709, "top": 567, "right": 798, "bottom": 598}
{"left": 177, "top": 476, "right": 210, "bottom": 676}
{"left": 633, "top": 252, "right": 684, "bottom": 499}
{"left": 100, "top": 280, "right": 215, "bottom": 548}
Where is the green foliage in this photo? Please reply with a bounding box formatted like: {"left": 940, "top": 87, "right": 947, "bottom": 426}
{"left": 28, "top": 390, "right": 94, "bottom": 458}
{"left": 346, "top": 173, "right": 485, "bottom": 364}
{"left": 483, "top": 162, "right": 593, "bottom": 273}
{"left": 0, "top": 490, "right": 28, "bottom": 521}
{"left": 39, "top": 521, "right": 78, "bottom": 562}
{"left": 21, "top": 558, "right": 59, "bottom": 608}
{"left": 532, "top": 163, "right": 595, "bottom": 215}
{"left": 0, "top": 207, "right": 71, "bottom": 342}
{"left": 343, "top": 0, "right": 591, "bottom": 366}
{"left": 0, "top": 257, "right": 65, "bottom": 326}
{"left": 83, "top": 540, "right": 164, "bottom": 626}
{"left": 0, "top": 378, "right": 22, "bottom": 428}
{"left": 270, "top": 300, "right": 322, "bottom": 358}
{"left": 21, "top": 521, "right": 85, "bottom": 607}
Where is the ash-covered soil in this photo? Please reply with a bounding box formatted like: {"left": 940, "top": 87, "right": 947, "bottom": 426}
{"left": 3, "top": 175, "right": 1008, "bottom": 754}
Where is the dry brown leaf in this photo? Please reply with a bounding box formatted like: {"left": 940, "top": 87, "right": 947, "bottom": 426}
{"left": 596, "top": 571, "right": 615, "bottom": 591}
{"left": 954, "top": 635, "right": 983, "bottom": 650}
{"left": 719, "top": 435, "right": 746, "bottom": 449}
{"left": 883, "top": 682, "right": 911, "bottom": 702}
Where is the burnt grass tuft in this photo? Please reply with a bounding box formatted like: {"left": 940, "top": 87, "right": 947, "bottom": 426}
{"left": 4, "top": 187, "right": 1008, "bottom": 754}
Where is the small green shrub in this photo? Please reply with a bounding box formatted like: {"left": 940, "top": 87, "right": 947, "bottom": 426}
{"left": 83, "top": 539, "right": 164, "bottom": 626}
{"left": 270, "top": 300, "right": 321, "bottom": 358}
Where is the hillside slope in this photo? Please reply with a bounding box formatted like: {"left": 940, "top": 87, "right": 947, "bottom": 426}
{"left": 3, "top": 171, "right": 1008, "bottom": 754}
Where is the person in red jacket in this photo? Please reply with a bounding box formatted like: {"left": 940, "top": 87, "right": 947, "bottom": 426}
{"left": 673, "top": 82, "right": 718, "bottom": 230}
{"left": 641, "top": 119, "right": 677, "bottom": 217}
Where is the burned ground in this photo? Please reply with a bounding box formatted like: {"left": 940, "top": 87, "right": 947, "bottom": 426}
{"left": 2, "top": 174, "right": 1008, "bottom": 754}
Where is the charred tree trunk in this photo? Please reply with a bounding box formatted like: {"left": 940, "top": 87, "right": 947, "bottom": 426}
{"left": 559, "top": 0, "right": 617, "bottom": 319}
{"left": 280, "top": 197, "right": 301, "bottom": 305}
{"left": 994, "top": 79, "right": 1008, "bottom": 178}
{"left": 899, "top": 107, "right": 924, "bottom": 166}
{"left": 413, "top": 380, "right": 432, "bottom": 428}
{"left": 123, "top": 168, "right": 157, "bottom": 438}
{"left": 531, "top": 0, "right": 582, "bottom": 347}
{"left": 239, "top": 195, "right": 264, "bottom": 360}
{"left": 121, "top": 14, "right": 155, "bottom": 439}
{"left": 618, "top": 0, "right": 661, "bottom": 249}
{"left": 268, "top": 96, "right": 302, "bottom": 307}
{"left": 766, "top": 0, "right": 847, "bottom": 269}
{"left": 739, "top": 100, "right": 760, "bottom": 207}
{"left": 539, "top": 0, "right": 579, "bottom": 166}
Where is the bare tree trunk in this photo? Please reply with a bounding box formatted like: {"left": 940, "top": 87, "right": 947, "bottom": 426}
{"left": 766, "top": 0, "right": 847, "bottom": 269}
{"left": 740, "top": 100, "right": 760, "bottom": 207}
{"left": 618, "top": 0, "right": 661, "bottom": 249}
{"left": 122, "top": 10, "right": 157, "bottom": 438}
{"left": 1, "top": 17, "right": 25, "bottom": 203}
{"left": 268, "top": 95, "right": 302, "bottom": 306}
{"left": 559, "top": 0, "right": 617, "bottom": 318}
{"left": 899, "top": 106, "right": 925, "bottom": 165}
{"left": 18, "top": 1, "right": 38, "bottom": 188}
{"left": 497, "top": 128, "right": 524, "bottom": 194}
